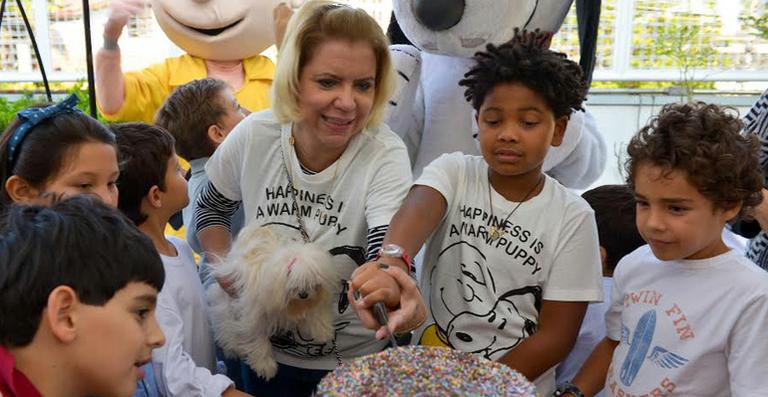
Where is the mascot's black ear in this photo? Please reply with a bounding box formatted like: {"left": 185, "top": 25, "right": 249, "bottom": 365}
{"left": 387, "top": 11, "right": 413, "bottom": 46}
{"left": 576, "top": 0, "right": 601, "bottom": 88}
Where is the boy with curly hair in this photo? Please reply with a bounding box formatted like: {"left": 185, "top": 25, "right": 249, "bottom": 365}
{"left": 360, "top": 30, "right": 603, "bottom": 395}
{"left": 559, "top": 103, "right": 768, "bottom": 396}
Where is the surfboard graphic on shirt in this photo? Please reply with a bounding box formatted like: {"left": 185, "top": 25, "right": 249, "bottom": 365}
{"left": 619, "top": 310, "right": 689, "bottom": 386}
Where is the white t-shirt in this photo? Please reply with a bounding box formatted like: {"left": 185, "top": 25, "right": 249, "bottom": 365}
{"left": 605, "top": 246, "right": 768, "bottom": 397}
{"left": 413, "top": 152, "right": 603, "bottom": 395}
{"left": 153, "top": 237, "right": 232, "bottom": 396}
{"left": 205, "top": 109, "right": 412, "bottom": 370}
{"left": 556, "top": 277, "right": 613, "bottom": 397}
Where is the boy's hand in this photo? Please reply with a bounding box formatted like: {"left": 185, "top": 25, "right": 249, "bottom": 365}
{"left": 349, "top": 261, "right": 401, "bottom": 309}
{"left": 349, "top": 264, "right": 427, "bottom": 340}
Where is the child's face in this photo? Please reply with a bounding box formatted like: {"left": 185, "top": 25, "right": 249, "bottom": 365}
{"left": 476, "top": 82, "right": 566, "bottom": 179}
{"left": 160, "top": 153, "right": 189, "bottom": 214}
{"left": 74, "top": 282, "right": 164, "bottom": 397}
{"left": 215, "top": 88, "right": 246, "bottom": 138}
{"left": 633, "top": 162, "right": 740, "bottom": 261}
{"left": 41, "top": 142, "right": 120, "bottom": 207}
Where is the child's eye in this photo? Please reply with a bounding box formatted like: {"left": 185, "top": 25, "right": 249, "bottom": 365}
{"left": 135, "top": 308, "right": 151, "bottom": 321}
{"left": 482, "top": 119, "right": 500, "bottom": 126}
{"left": 636, "top": 200, "right": 649, "bottom": 208}
{"left": 521, "top": 120, "right": 540, "bottom": 128}
{"left": 78, "top": 183, "right": 92, "bottom": 190}
{"left": 668, "top": 206, "right": 688, "bottom": 214}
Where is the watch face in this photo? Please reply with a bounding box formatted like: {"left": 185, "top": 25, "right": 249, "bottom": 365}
{"left": 383, "top": 244, "right": 403, "bottom": 257}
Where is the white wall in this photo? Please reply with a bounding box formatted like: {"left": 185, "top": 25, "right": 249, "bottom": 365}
{"left": 584, "top": 91, "right": 762, "bottom": 190}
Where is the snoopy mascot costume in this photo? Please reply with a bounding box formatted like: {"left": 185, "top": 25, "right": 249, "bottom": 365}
{"left": 386, "top": 0, "right": 605, "bottom": 188}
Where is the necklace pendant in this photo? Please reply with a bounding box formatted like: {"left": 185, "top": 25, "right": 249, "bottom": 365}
{"left": 489, "top": 226, "right": 500, "bottom": 241}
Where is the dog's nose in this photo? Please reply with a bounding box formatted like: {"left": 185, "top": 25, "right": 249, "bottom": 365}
{"left": 298, "top": 291, "right": 309, "bottom": 299}
{"left": 413, "top": 0, "right": 465, "bottom": 31}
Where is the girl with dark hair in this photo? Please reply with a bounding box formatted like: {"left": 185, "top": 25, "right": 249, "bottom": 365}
{"left": 0, "top": 94, "right": 119, "bottom": 211}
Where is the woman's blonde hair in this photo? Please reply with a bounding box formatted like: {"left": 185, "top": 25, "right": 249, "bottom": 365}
{"left": 271, "top": 1, "right": 395, "bottom": 129}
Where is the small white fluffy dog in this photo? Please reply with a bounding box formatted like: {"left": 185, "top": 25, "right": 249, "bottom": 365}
{"left": 207, "top": 225, "right": 337, "bottom": 379}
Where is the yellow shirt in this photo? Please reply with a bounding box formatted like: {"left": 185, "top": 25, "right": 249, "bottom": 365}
{"left": 101, "top": 54, "right": 273, "bottom": 243}
{"left": 100, "top": 54, "right": 275, "bottom": 123}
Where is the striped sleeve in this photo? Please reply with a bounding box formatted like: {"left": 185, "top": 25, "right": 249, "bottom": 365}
{"left": 366, "top": 225, "right": 388, "bottom": 261}
{"left": 194, "top": 181, "right": 241, "bottom": 233}
{"left": 744, "top": 89, "right": 768, "bottom": 175}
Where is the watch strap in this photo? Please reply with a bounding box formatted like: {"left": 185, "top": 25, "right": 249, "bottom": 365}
{"left": 553, "top": 382, "right": 585, "bottom": 397}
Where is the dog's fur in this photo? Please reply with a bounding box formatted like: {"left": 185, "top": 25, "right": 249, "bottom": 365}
{"left": 207, "top": 225, "right": 337, "bottom": 379}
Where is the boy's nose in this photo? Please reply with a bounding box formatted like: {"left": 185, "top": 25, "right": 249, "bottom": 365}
{"left": 497, "top": 125, "right": 520, "bottom": 142}
{"left": 644, "top": 209, "right": 666, "bottom": 231}
{"left": 148, "top": 316, "right": 166, "bottom": 348}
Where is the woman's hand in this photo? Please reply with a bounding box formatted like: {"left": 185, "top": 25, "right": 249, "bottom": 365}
{"left": 348, "top": 263, "right": 427, "bottom": 340}
{"left": 348, "top": 261, "right": 401, "bottom": 309}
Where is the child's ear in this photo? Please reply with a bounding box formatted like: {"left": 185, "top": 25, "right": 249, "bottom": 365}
{"left": 207, "top": 124, "right": 227, "bottom": 146}
{"left": 5, "top": 175, "right": 42, "bottom": 204}
{"left": 146, "top": 185, "right": 163, "bottom": 209}
{"left": 45, "top": 286, "right": 79, "bottom": 343}
{"left": 550, "top": 116, "right": 568, "bottom": 147}
{"left": 720, "top": 201, "right": 743, "bottom": 223}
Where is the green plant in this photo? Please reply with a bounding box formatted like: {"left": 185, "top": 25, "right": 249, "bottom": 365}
{"left": 742, "top": 13, "right": 768, "bottom": 40}
{"left": 0, "top": 82, "right": 104, "bottom": 131}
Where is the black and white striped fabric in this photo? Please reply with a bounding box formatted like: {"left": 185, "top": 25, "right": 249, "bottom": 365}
{"left": 194, "top": 182, "right": 241, "bottom": 233}
{"left": 742, "top": 89, "right": 768, "bottom": 270}
{"left": 366, "top": 225, "right": 387, "bottom": 261}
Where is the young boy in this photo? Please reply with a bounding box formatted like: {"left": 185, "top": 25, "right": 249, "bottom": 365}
{"left": 558, "top": 103, "right": 768, "bottom": 396}
{"left": 0, "top": 196, "right": 166, "bottom": 397}
{"left": 353, "top": 30, "right": 603, "bottom": 395}
{"left": 113, "top": 122, "right": 247, "bottom": 397}
{"left": 555, "top": 185, "right": 645, "bottom": 397}
{"left": 154, "top": 78, "right": 246, "bottom": 257}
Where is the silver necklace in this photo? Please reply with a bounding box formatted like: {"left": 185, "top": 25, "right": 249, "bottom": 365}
{"left": 280, "top": 138, "right": 344, "bottom": 367}
{"left": 487, "top": 172, "right": 544, "bottom": 241}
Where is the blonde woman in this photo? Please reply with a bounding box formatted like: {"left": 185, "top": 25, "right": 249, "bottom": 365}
{"left": 194, "top": 2, "right": 426, "bottom": 395}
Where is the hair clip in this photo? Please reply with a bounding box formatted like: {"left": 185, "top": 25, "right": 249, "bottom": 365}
{"left": 7, "top": 93, "right": 83, "bottom": 170}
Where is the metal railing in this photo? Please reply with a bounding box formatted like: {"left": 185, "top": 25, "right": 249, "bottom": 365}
{"left": 4, "top": 0, "right": 768, "bottom": 83}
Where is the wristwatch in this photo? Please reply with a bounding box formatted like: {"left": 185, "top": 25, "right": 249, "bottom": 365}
{"left": 552, "top": 382, "right": 585, "bottom": 397}
{"left": 377, "top": 243, "right": 415, "bottom": 275}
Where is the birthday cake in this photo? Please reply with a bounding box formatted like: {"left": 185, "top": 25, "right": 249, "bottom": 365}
{"left": 315, "top": 345, "right": 536, "bottom": 396}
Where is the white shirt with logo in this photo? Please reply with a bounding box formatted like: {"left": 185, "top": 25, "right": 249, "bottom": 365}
{"left": 605, "top": 246, "right": 768, "bottom": 396}
{"left": 205, "top": 110, "right": 412, "bottom": 370}
{"left": 413, "top": 152, "right": 603, "bottom": 395}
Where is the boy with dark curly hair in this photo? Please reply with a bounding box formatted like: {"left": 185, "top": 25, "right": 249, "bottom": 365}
{"left": 363, "top": 30, "right": 603, "bottom": 395}
{"left": 559, "top": 103, "right": 768, "bottom": 397}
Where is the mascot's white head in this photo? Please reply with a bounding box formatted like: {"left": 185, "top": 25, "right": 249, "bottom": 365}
{"left": 151, "top": 0, "right": 282, "bottom": 61}
{"left": 393, "top": 0, "right": 573, "bottom": 58}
